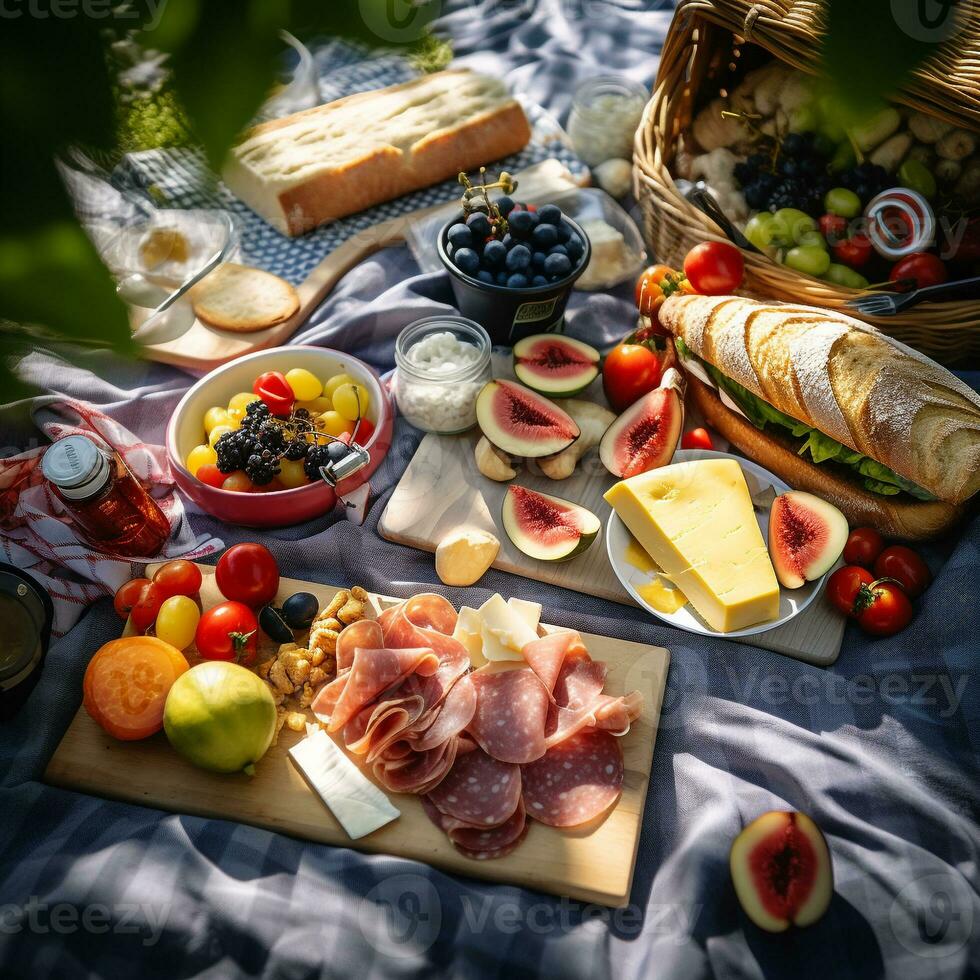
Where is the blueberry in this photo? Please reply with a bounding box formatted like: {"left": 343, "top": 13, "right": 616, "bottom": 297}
{"left": 556, "top": 220, "right": 572, "bottom": 243}
{"left": 536, "top": 204, "right": 562, "bottom": 226}
{"left": 477, "top": 269, "right": 494, "bottom": 284}
{"left": 453, "top": 247, "right": 480, "bottom": 274}
{"left": 565, "top": 235, "right": 584, "bottom": 260}
{"left": 531, "top": 274, "right": 548, "bottom": 287}
{"left": 495, "top": 270, "right": 509, "bottom": 285}
{"left": 544, "top": 252, "right": 572, "bottom": 278}
{"left": 496, "top": 195, "right": 515, "bottom": 216}
{"left": 531, "top": 251, "right": 547, "bottom": 270}
{"left": 466, "top": 212, "right": 492, "bottom": 239}
{"left": 782, "top": 132, "right": 805, "bottom": 157}
{"left": 505, "top": 243, "right": 532, "bottom": 272}
{"left": 549, "top": 243, "right": 568, "bottom": 257}
{"left": 501, "top": 232, "right": 514, "bottom": 249}
{"left": 532, "top": 223, "right": 558, "bottom": 249}
{"left": 483, "top": 239, "right": 506, "bottom": 267}
{"left": 508, "top": 209, "right": 538, "bottom": 236}
{"left": 447, "top": 223, "right": 472, "bottom": 249}
{"left": 506, "top": 273, "right": 529, "bottom": 289}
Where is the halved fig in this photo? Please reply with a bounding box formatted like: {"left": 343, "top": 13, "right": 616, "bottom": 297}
{"left": 502, "top": 485, "right": 599, "bottom": 562}
{"left": 730, "top": 810, "right": 833, "bottom": 932}
{"left": 513, "top": 334, "right": 600, "bottom": 397}
{"left": 476, "top": 380, "right": 580, "bottom": 458}
{"left": 768, "top": 491, "right": 849, "bottom": 589}
{"left": 599, "top": 370, "right": 684, "bottom": 478}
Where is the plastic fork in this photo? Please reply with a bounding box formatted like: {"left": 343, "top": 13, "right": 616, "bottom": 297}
{"left": 846, "top": 275, "right": 980, "bottom": 316}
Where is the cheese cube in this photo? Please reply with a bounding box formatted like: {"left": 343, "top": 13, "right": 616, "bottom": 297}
{"left": 604, "top": 458, "right": 780, "bottom": 632}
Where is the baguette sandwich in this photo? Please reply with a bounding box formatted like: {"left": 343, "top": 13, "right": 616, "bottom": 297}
{"left": 223, "top": 70, "right": 532, "bottom": 236}
{"left": 658, "top": 294, "right": 980, "bottom": 540}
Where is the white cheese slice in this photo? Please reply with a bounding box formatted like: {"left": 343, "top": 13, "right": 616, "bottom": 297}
{"left": 289, "top": 725, "right": 399, "bottom": 839}
{"left": 507, "top": 597, "right": 542, "bottom": 634}
{"left": 479, "top": 593, "right": 537, "bottom": 661}
{"left": 453, "top": 605, "right": 486, "bottom": 667}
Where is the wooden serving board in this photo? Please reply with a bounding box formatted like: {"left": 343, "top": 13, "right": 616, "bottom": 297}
{"left": 45, "top": 565, "right": 669, "bottom": 908}
{"left": 378, "top": 431, "right": 846, "bottom": 666}
{"left": 137, "top": 159, "right": 582, "bottom": 374}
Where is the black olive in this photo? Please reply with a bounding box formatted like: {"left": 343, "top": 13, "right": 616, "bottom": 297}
{"left": 281, "top": 592, "right": 319, "bottom": 631}
{"left": 259, "top": 604, "right": 294, "bottom": 644}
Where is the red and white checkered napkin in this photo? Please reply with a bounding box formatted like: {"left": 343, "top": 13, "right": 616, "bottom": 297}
{"left": 0, "top": 398, "right": 223, "bottom": 638}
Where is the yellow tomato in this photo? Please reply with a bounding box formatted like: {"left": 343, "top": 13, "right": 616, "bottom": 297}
{"left": 332, "top": 382, "right": 370, "bottom": 422}
{"left": 277, "top": 458, "right": 308, "bottom": 489}
{"left": 285, "top": 368, "right": 323, "bottom": 402}
{"left": 208, "top": 424, "right": 235, "bottom": 447}
{"left": 319, "top": 411, "right": 355, "bottom": 437}
{"left": 296, "top": 396, "right": 333, "bottom": 415}
{"left": 203, "top": 406, "right": 231, "bottom": 433}
{"left": 154, "top": 595, "right": 200, "bottom": 651}
{"left": 186, "top": 444, "right": 217, "bottom": 476}
{"left": 323, "top": 373, "right": 355, "bottom": 401}
{"left": 228, "top": 391, "right": 260, "bottom": 413}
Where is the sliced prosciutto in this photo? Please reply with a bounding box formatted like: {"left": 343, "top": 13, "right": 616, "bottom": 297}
{"left": 334, "top": 619, "right": 383, "bottom": 672}
{"left": 373, "top": 736, "right": 460, "bottom": 795}
{"left": 427, "top": 746, "right": 522, "bottom": 826}
{"left": 521, "top": 729, "right": 624, "bottom": 827}
{"left": 411, "top": 673, "right": 477, "bottom": 752}
{"left": 314, "top": 647, "right": 439, "bottom": 732}
{"left": 467, "top": 667, "right": 550, "bottom": 764}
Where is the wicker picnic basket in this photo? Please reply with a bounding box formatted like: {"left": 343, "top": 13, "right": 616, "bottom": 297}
{"left": 634, "top": 0, "right": 980, "bottom": 365}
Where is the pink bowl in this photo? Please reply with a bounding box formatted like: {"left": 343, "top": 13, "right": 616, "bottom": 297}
{"left": 166, "top": 346, "right": 394, "bottom": 528}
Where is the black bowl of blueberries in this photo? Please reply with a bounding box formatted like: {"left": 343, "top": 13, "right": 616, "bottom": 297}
{"left": 437, "top": 195, "right": 591, "bottom": 345}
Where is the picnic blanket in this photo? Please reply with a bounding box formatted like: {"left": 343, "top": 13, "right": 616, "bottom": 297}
{"left": 0, "top": 3, "right": 977, "bottom": 978}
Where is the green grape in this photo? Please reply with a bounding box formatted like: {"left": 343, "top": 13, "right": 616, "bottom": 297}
{"left": 785, "top": 245, "right": 832, "bottom": 277}
{"left": 823, "top": 263, "right": 869, "bottom": 288}
{"left": 823, "top": 187, "right": 862, "bottom": 219}
{"left": 897, "top": 159, "right": 937, "bottom": 198}
{"left": 744, "top": 212, "right": 777, "bottom": 253}
{"left": 771, "top": 208, "right": 822, "bottom": 248}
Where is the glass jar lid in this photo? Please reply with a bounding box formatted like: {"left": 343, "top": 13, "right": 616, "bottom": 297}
{"left": 41, "top": 435, "right": 111, "bottom": 500}
{"left": 571, "top": 76, "right": 648, "bottom": 120}
{"left": 394, "top": 316, "right": 492, "bottom": 384}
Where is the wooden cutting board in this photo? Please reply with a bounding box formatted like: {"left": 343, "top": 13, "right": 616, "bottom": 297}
{"left": 378, "top": 431, "right": 846, "bottom": 666}
{"left": 136, "top": 159, "right": 582, "bottom": 374}
{"left": 45, "top": 565, "right": 669, "bottom": 908}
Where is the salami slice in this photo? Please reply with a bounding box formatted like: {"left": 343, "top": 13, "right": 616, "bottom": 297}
{"left": 521, "top": 729, "right": 624, "bottom": 827}
{"left": 467, "top": 667, "right": 549, "bottom": 764}
{"left": 323, "top": 647, "right": 439, "bottom": 732}
{"left": 427, "top": 746, "right": 522, "bottom": 826}
{"left": 421, "top": 796, "right": 526, "bottom": 852}
{"left": 454, "top": 823, "right": 529, "bottom": 861}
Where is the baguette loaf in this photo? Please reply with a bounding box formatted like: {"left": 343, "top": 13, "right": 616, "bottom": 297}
{"left": 658, "top": 294, "right": 980, "bottom": 505}
{"left": 223, "top": 70, "right": 532, "bottom": 236}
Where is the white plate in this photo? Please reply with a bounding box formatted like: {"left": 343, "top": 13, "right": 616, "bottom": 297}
{"left": 605, "top": 449, "right": 827, "bottom": 639}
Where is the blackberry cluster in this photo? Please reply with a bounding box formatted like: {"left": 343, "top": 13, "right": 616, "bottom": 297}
{"left": 244, "top": 448, "right": 280, "bottom": 486}
{"left": 836, "top": 161, "right": 890, "bottom": 207}
{"left": 733, "top": 133, "right": 833, "bottom": 214}
{"left": 257, "top": 419, "right": 287, "bottom": 454}
{"left": 282, "top": 436, "right": 310, "bottom": 461}
{"left": 214, "top": 428, "right": 260, "bottom": 474}
{"left": 303, "top": 443, "right": 332, "bottom": 482}
{"left": 239, "top": 399, "right": 272, "bottom": 433}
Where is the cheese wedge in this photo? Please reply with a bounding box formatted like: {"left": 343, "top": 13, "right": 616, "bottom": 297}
{"left": 604, "top": 458, "right": 780, "bottom": 632}
{"left": 452, "top": 606, "right": 486, "bottom": 667}
{"left": 479, "top": 594, "right": 537, "bottom": 661}
{"left": 507, "top": 597, "right": 542, "bottom": 633}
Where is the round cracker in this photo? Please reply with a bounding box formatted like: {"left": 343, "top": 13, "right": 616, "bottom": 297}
{"left": 191, "top": 262, "right": 299, "bottom": 332}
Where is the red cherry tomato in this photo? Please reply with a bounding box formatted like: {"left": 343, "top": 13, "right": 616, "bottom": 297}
{"left": 818, "top": 213, "right": 848, "bottom": 245}
{"left": 874, "top": 545, "right": 931, "bottom": 599}
{"left": 681, "top": 427, "right": 714, "bottom": 451}
{"left": 253, "top": 371, "right": 294, "bottom": 416}
{"left": 833, "top": 235, "right": 873, "bottom": 268}
{"left": 215, "top": 542, "right": 280, "bottom": 607}
{"left": 113, "top": 577, "right": 151, "bottom": 620}
{"left": 855, "top": 579, "right": 914, "bottom": 636}
{"left": 195, "top": 601, "right": 259, "bottom": 665}
{"left": 130, "top": 582, "right": 165, "bottom": 632}
{"left": 842, "top": 527, "right": 884, "bottom": 567}
{"left": 352, "top": 416, "right": 375, "bottom": 444}
{"left": 602, "top": 343, "right": 663, "bottom": 413}
{"left": 196, "top": 464, "right": 226, "bottom": 489}
{"left": 152, "top": 559, "right": 203, "bottom": 600}
{"left": 827, "top": 565, "right": 875, "bottom": 618}
{"left": 683, "top": 241, "right": 744, "bottom": 295}
{"left": 890, "top": 252, "right": 947, "bottom": 291}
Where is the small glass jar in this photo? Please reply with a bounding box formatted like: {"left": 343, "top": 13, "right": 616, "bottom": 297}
{"left": 393, "top": 316, "right": 492, "bottom": 434}
{"left": 41, "top": 435, "right": 170, "bottom": 558}
{"left": 567, "top": 76, "right": 648, "bottom": 168}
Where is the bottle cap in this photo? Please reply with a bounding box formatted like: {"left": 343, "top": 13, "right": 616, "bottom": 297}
{"left": 41, "top": 435, "right": 111, "bottom": 500}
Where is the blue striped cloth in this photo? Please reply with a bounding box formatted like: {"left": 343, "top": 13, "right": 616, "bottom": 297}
{"left": 1, "top": 4, "right": 977, "bottom": 979}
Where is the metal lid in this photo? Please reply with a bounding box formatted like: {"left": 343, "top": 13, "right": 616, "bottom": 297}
{"left": 41, "top": 435, "right": 111, "bottom": 500}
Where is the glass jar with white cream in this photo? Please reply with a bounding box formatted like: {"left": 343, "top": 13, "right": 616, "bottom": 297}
{"left": 567, "top": 76, "right": 648, "bottom": 168}
{"left": 393, "top": 317, "right": 492, "bottom": 434}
